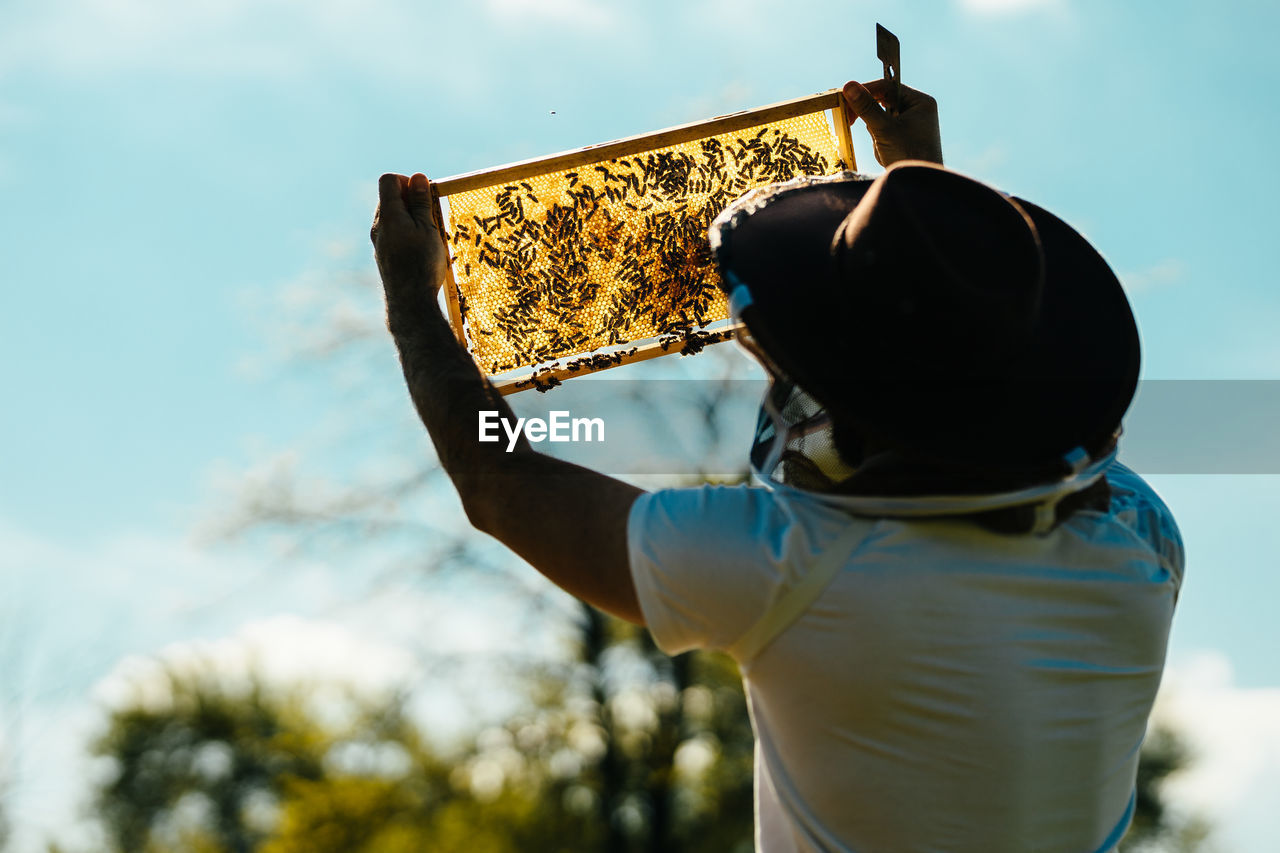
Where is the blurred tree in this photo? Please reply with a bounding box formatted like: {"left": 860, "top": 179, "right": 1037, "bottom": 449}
{"left": 95, "top": 669, "right": 338, "bottom": 852}
{"left": 92, "top": 660, "right": 494, "bottom": 852}
{"left": 86, "top": 647, "right": 753, "bottom": 852}
{"left": 1, "top": 774, "right": 9, "bottom": 853}
{"left": 1121, "top": 724, "right": 1215, "bottom": 852}
{"left": 189, "top": 267, "right": 1207, "bottom": 853}
{"left": 208, "top": 267, "right": 759, "bottom": 851}
{"left": 86, "top": 620, "right": 1210, "bottom": 853}
{"left": 1, "top": 593, "right": 30, "bottom": 853}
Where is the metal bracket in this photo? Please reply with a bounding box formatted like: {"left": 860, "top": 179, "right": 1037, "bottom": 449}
{"left": 876, "top": 23, "right": 902, "bottom": 115}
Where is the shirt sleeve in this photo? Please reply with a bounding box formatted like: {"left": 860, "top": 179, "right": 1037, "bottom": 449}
{"left": 627, "top": 484, "right": 811, "bottom": 656}
{"left": 1106, "top": 461, "right": 1186, "bottom": 589}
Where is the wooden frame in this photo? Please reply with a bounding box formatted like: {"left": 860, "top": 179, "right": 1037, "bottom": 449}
{"left": 430, "top": 89, "right": 857, "bottom": 395}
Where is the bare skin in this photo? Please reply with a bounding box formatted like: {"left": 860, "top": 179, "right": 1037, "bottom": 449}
{"left": 843, "top": 79, "right": 944, "bottom": 166}
{"left": 370, "top": 82, "right": 943, "bottom": 626}
{"left": 372, "top": 172, "right": 646, "bottom": 624}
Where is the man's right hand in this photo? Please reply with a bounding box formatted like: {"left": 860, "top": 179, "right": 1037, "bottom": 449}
{"left": 842, "top": 80, "right": 943, "bottom": 167}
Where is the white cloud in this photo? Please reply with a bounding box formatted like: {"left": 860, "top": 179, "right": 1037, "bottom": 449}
{"left": 2, "top": 700, "right": 110, "bottom": 853}
{"left": 958, "top": 0, "right": 1058, "bottom": 14}
{"left": 0, "top": 0, "right": 576, "bottom": 89}
{"left": 663, "top": 80, "right": 756, "bottom": 126}
{"left": 6, "top": 615, "right": 428, "bottom": 853}
{"left": 953, "top": 143, "right": 1010, "bottom": 177}
{"left": 484, "top": 0, "right": 618, "bottom": 30}
{"left": 1120, "top": 258, "right": 1186, "bottom": 294}
{"left": 92, "top": 615, "right": 423, "bottom": 718}
{"left": 1, "top": 0, "right": 301, "bottom": 77}
{"left": 685, "top": 0, "right": 780, "bottom": 38}
{"left": 0, "top": 97, "right": 32, "bottom": 182}
{"left": 7, "top": 508, "right": 1278, "bottom": 853}
{"left": 0, "top": 514, "right": 570, "bottom": 852}
{"left": 0, "top": 517, "right": 343, "bottom": 712}
{"left": 1153, "top": 651, "right": 1280, "bottom": 852}
{"left": 0, "top": 0, "right": 622, "bottom": 82}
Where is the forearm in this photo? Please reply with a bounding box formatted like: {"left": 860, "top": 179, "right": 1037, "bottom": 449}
{"left": 371, "top": 172, "right": 644, "bottom": 623}
{"left": 385, "top": 284, "right": 531, "bottom": 510}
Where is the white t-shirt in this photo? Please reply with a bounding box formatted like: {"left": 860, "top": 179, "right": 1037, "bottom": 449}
{"left": 627, "top": 463, "right": 1184, "bottom": 853}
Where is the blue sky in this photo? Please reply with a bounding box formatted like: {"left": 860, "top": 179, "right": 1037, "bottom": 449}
{"left": 3, "top": 0, "right": 1280, "bottom": 850}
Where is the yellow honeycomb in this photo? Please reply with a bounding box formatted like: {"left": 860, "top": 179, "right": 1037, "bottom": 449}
{"left": 442, "top": 110, "right": 844, "bottom": 376}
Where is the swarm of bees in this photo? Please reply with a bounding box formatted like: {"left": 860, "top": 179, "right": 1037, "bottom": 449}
{"left": 442, "top": 111, "right": 843, "bottom": 383}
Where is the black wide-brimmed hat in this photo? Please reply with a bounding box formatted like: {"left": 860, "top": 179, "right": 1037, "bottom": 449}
{"left": 708, "top": 161, "right": 1140, "bottom": 477}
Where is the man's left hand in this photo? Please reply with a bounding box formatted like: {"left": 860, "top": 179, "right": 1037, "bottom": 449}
{"left": 371, "top": 172, "right": 449, "bottom": 331}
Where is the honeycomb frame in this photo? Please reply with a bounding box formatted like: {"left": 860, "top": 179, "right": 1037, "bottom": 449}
{"left": 431, "top": 89, "right": 856, "bottom": 394}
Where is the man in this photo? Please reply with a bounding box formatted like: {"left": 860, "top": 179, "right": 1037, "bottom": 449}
{"left": 370, "top": 79, "right": 1183, "bottom": 852}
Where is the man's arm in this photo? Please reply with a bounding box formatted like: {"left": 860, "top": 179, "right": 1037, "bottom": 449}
{"left": 371, "top": 173, "right": 645, "bottom": 624}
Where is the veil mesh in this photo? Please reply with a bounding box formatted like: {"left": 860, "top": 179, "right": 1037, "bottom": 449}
{"left": 749, "top": 378, "right": 859, "bottom": 491}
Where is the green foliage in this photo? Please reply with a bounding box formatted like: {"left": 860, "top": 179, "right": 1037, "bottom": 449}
{"left": 1, "top": 772, "right": 9, "bottom": 853}
{"left": 86, "top": 628, "right": 755, "bottom": 853}
{"left": 85, "top": 618, "right": 1211, "bottom": 853}
{"left": 103, "top": 307, "right": 1204, "bottom": 851}
{"left": 560, "top": 607, "right": 755, "bottom": 853}
{"left": 93, "top": 674, "right": 322, "bottom": 853}
{"left": 1122, "top": 724, "right": 1215, "bottom": 853}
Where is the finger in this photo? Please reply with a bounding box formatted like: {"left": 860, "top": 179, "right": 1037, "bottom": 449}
{"left": 378, "top": 173, "right": 411, "bottom": 221}
{"left": 864, "top": 79, "right": 934, "bottom": 111}
{"left": 842, "top": 81, "right": 889, "bottom": 132}
{"left": 895, "top": 84, "right": 936, "bottom": 112}
{"left": 860, "top": 78, "right": 899, "bottom": 113}
{"left": 408, "top": 173, "right": 447, "bottom": 233}
{"left": 861, "top": 78, "right": 890, "bottom": 99}
{"left": 379, "top": 173, "right": 407, "bottom": 205}
{"left": 841, "top": 80, "right": 860, "bottom": 125}
{"left": 406, "top": 173, "right": 435, "bottom": 222}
